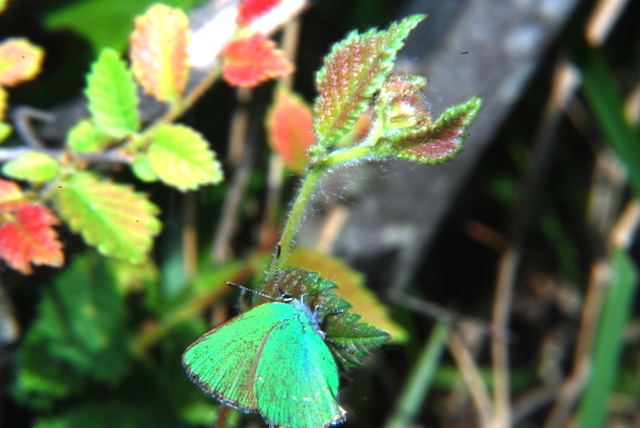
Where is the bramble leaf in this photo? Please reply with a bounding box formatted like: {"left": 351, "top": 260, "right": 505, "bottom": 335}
{"left": 375, "top": 73, "right": 430, "bottom": 135}
{"left": 148, "top": 124, "right": 223, "bottom": 191}
{"left": 130, "top": 4, "right": 190, "bottom": 103}
{"left": 377, "top": 94, "right": 482, "bottom": 164}
{"left": 85, "top": 48, "right": 139, "bottom": 139}
{"left": 312, "top": 15, "right": 424, "bottom": 150}
{"left": 0, "top": 86, "right": 7, "bottom": 121}
{"left": 11, "top": 255, "right": 129, "bottom": 408}
{"left": 237, "top": 0, "right": 281, "bottom": 26}
{"left": 66, "top": 119, "right": 113, "bottom": 153}
{"left": 0, "top": 178, "right": 26, "bottom": 212}
{"left": 324, "top": 311, "right": 390, "bottom": 369}
{"left": 258, "top": 267, "right": 391, "bottom": 369}
{"left": 223, "top": 33, "right": 294, "bottom": 88}
{"left": 288, "top": 248, "right": 408, "bottom": 343}
{"left": 0, "top": 122, "right": 10, "bottom": 143}
{"left": 131, "top": 154, "right": 158, "bottom": 183}
{"left": 2, "top": 152, "right": 59, "bottom": 183}
{"left": 0, "top": 38, "right": 44, "bottom": 87}
{"left": 54, "top": 172, "right": 161, "bottom": 263}
{"left": 0, "top": 204, "right": 64, "bottom": 274}
{"left": 265, "top": 88, "right": 315, "bottom": 173}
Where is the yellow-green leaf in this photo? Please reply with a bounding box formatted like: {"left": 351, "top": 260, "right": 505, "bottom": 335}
{"left": 130, "top": 4, "right": 190, "bottom": 103}
{"left": 2, "top": 152, "right": 59, "bottom": 183}
{"left": 54, "top": 172, "right": 161, "bottom": 263}
{"left": 131, "top": 154, "right": 158, "bottom": 182}
{"left": 85, "top": 48, "right": 139, "bottom": 139}
{"left": 0, "top": 38, "right": 44, "bottom": 87}
{"left": 0, "top": 0, "right": 8, "bottom": 14}
{"left": 0, "top": 122, "right": 10, "bottom": 143}
{"left": 288, "top": 247, "right": 408, "bottom": 343}
{"left": 0, "top": 87, "right": 7, "bottom": 121}
{"left": 148, "top": 124, "right": 223, "bottom": 191}
{"left": 66, "top": 119, "right": 112, "bottom": 153}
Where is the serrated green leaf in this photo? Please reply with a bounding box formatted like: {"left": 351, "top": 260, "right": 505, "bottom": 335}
{"left": 312, "top": 15, "right": 425, "bottom": 151}
{"left": 0, "top": 122, "right": 11, "bottom": 143}
{"left": 11, "top": 254, "right": 129, "bottom": 408}
{"left": 54, "top": 172, "right": 161, "bottom": 263}
{"left": 66, "top": 119, "right": 112, "bottom": 153}
{"left": 288, "top": 248, "right": 408, "bottom": 343}
{"left": 2, "top": 151, "right": 59, "bottom": 183}
{"left": 85, "top": 48, "right": 139, "bottom": 139}
{"left": 325, "top": 311, "right": 391, "bottom": 369}
{"left": 258, "top": 267, "right": 390, "bottom": 369}
{"left": 131, "top": 153, "right": 158, "bottom": 182}
{"left": 148, "top": 124, "right": 223, "bottom": 191}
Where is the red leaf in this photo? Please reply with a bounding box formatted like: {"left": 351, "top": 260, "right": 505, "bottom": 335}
{"left": 237, "top": 0, "right": 282, "bottom": 26}
{"left": 223, "top": 33, "right": 294, "bottom": 88}
{"left": 0, "top": 204, "right": 64, "bottom": 274}
{"left": 0, "top": 178, "right": 27, "bottom": 213}
{"left": 266, "top": 89, "right": 315, "bottom": 173}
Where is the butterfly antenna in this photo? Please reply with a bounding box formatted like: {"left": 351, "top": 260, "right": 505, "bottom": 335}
{"left": 274, "top": 242, "right": 285, "bottom": 296}
{"left": 226, "top": 282, "right": 282, "bottom": 302}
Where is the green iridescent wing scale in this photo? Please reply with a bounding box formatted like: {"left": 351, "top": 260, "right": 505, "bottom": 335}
{"left": 182, "top": 304, "right": 289, "bottom": 412}
{"left": 255, "top": 308, "right": 345, "bottom": 428}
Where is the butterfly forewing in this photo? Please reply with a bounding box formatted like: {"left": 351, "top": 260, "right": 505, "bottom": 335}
{"left": 182, "top": 304, "right": 294, "bottom": 413}
{"left": 255, "top": 304, "right": 345, "bottom": 428}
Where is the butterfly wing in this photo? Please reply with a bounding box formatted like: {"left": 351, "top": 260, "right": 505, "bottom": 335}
{"left": 255, "top": 306, "right": 346, "bottom": 428}
{"left": 182, "top": 303, "right": 288, "bottom": 413}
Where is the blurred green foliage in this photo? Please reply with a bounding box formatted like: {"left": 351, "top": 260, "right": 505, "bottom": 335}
{"left": 45, "top": 0, "right": 207, "bottom": 54}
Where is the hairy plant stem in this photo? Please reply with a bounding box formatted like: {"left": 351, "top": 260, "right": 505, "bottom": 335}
{"left": 275, "top": 165, "right": 326, "bottom": 273}
{"left": 273, "top": 141, "right": 376, "bottom": 275}
{"left": 274, "top": 141, "right": 376, "bottom": 274}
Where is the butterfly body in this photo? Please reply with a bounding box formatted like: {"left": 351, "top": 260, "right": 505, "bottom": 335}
{"left": 182, "top": 298, "right": 346, "bottom": 428}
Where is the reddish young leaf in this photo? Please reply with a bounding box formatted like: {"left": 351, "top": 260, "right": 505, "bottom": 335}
{"left": 237, "top": 0, "right": 282, "bottom": 26}
{"left": 266, "top": 89, "right": 315, "bottom": 173}
{"left": 0, "top": 178, "right": 26, "bottom": 212}
{"left": 376, "top": 73, "right": 431, "bottom": 134}
{"left": 385, "top": 95, "right": 482, "bottom": 164}
{"left": 0, "top": 38, "right": 44, "bottom": 87}
{"left": 0, "top": 204, "right": 63, "bottom": 274}
{"left": 130, "top": 4, "right": 190, "bottom": 103}
{"left": 223, "top": 33, "right": 294, "bottom": 88}
{"left": 313, "top": 16, "right": 424, "bottom": 148}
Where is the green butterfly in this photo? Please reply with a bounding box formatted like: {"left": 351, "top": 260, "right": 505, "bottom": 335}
{"left": 182, "top": 269, "right": 347, "bottom": 428}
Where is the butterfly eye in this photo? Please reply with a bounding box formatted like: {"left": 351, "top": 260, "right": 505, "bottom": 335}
{"left": 280, "top": 293, "right": 293, "bottom": 302}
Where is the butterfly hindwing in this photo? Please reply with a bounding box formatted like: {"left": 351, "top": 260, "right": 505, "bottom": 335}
{"left": 181, "top": 304, "right": 292, "bottom": 412}
{"left": 255, "top": 304, "right": 345, "bottom": 428}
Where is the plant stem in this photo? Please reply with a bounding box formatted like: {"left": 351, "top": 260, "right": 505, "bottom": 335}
{"left": 322, "top": 144, "right": 373, "bottom": 166}
{"left": 274, "top": 143, "right": 376, "bottom": 274}
{"left": 275, "top": 165, "right": 326, "bottom": 272}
